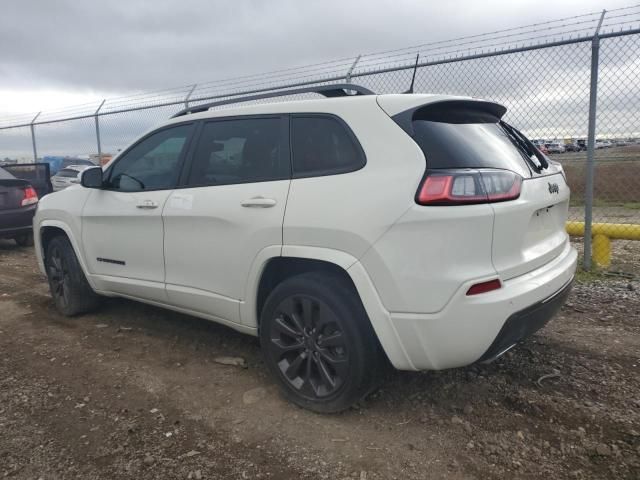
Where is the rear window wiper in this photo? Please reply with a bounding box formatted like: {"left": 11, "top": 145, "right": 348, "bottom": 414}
{"left": 498, "top": 122, "right": 541, "bottom": 171}
{"left": 500, "top": 121, "right": 549, "bottom": 171}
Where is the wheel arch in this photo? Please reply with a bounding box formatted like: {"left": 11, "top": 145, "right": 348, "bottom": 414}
{"left": 37, "top": 220, "right": 92, "bottom": 283}
{"left": 255, "top": 257, "right": 359, "bottom": 328}
{"left": 242, "top": 246, "right": 414, "bottom": 371}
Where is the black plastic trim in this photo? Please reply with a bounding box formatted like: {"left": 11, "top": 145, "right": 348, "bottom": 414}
{"left": 477, "top": 277, "right": 573, "bottom": 363}
{"left": 96, "top": 257, "right": 126, "bottom": 266}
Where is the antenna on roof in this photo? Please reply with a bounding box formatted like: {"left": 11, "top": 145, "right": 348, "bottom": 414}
{"left": 404, "top": 54, "right": 420, "bottom": 94}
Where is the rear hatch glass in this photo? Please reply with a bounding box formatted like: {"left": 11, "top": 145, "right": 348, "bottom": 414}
{"left": 408, "top": 103, "right": 546, "bottom": 178}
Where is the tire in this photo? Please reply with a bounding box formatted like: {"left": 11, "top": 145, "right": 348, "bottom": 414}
{"left": 45, "top": 235, "right": 100, "bottom": 316}
{"left": 259, "top": 271, "right": 381, "bottom": 413}
{"left": 14, "top": 233, "right": 34, "bottom": 247}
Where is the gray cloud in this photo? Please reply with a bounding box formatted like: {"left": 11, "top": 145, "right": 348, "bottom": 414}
{"left": 1, "top": 0, "right": 637, "bottom": 158}
{"left": 0, "top": 0, "right": 627, "bottom": 94}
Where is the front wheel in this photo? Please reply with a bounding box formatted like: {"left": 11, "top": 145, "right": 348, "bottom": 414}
{"left": 260, "top": 272, "right": 381, "bottom": 413}
{"left": 45, "top": 235, "right": 101, "bottom": 316}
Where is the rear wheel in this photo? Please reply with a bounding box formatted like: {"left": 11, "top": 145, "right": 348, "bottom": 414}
{"left": 45, "top": 235, "right": 100, "bottom": 316}
{"left": 260, "top": 272, "right": 381, "bottom": 413}
{"left": 14, "top": 233, "right": 33, "bottom": 247}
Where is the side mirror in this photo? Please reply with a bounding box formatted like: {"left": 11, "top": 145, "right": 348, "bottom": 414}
{"left": 81, "top": 167, "right": 104, "bottom": 189}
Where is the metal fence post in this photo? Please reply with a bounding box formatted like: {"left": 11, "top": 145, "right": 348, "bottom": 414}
{"left": 184, "top": 84, "right": 197, "bottom": 109}
{"left": 345, "top": 55, "right": 361, "bottom": 84}
{"left": 94, "top": 100, "right": 106, "bottom": 164}
{"left": 583, "top": 9, "right": 606, "bottom": 270}
{"left": 30, "top": 112, "right": 41, "bottom": 162}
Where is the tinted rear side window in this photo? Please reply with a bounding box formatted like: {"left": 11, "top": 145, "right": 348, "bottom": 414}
{"left": 291, "top": 116, "right": 365, "bottom": 177}
{"left": 187, "top": 118, "right": 288, "bottom": 186}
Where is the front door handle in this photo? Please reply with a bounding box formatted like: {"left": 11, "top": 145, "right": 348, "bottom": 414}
{"left": 241, "top": 197, "right": 277, "bottom": 208}
{"left": 136, "top": 199, "right": 159, "bottom": 209}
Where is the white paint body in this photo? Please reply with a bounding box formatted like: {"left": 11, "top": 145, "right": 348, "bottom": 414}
{"left": 33, "top": 94, "right": 577, "bottom": 371}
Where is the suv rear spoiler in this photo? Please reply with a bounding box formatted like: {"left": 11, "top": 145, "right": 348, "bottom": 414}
{"left": 390, "top": 99, "right": 507, "bottom": 137}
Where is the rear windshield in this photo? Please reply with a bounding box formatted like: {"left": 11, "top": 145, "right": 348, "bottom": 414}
{"left": 412, "top": 120, "right": 534, "bottom": 177}
{"left": 408, "top": 104, "right": 544, "bottom": 177}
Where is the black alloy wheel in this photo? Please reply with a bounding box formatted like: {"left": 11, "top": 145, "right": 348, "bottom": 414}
{"left": 259, "top": 272, "right": 382, "bottom": 413}
{"left": 45, "top": 235, "right": 101, "bottom": 316}
{"left": 47, "top": 243, "right": 70, "bottom": 310}
{"left": 267, "top": 294, "right": 349, "bottom": 398}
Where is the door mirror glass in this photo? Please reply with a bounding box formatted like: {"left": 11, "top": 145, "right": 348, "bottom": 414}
{"left": 81, "top": 167, "right": 104, "bottom": 189}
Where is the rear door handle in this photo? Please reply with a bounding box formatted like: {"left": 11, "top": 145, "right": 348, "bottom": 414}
{"left": 136, "top": 199, "right": 159, "bottom": 209}
{"left": 241, "top": 197, "right": 277, "bottom": 208}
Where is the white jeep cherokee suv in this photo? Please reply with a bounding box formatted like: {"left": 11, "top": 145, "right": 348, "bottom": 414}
{"left": 33, "top": 84, "right": 577, "bottom": 412}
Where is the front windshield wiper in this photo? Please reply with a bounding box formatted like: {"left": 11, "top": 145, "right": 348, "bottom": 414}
{"left": 500, "top": 121, "right": 549, "bottom": 171}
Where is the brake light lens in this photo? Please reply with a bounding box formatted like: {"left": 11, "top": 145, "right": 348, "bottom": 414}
{"left": 21, "top": 186, "right": 38, "bottom": 207}
{"left": 466, "top": 279, "right": 502, "bottom": 295}
{"left": 416, "top": 169, "right": 522, "bottom": 206}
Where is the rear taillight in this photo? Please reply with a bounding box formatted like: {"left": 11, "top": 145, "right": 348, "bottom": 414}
{"left": 416, "top": 169, "right": 522, "bottom": 206}
{"left": 21, "top": 186, "right": 38, "bottom": 207}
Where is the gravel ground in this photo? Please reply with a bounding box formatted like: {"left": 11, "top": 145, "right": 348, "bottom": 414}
{"left": 0, "top": 240, "right": 638, "bottom": 479}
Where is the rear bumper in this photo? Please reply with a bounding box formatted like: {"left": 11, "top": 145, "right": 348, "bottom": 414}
{"left": 477, "top": 276, "right": 573, "bottom": 363}
{"left": 0, "top": 205, "right": 36, "bottom": 239}
{"left": 386, "top": 241, "right": 577, "bottom": 370}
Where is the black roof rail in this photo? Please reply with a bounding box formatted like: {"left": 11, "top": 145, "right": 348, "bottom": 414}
{"left": 171, "top": 83, "right": 375, "bottom": 118}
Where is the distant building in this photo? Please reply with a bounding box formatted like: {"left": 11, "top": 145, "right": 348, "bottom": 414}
{"left": 89, "top": 153, "right": 113, "bottom": 166}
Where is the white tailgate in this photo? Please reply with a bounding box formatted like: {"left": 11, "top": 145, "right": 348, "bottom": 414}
{"left": 490, "top": 171, "right": 570, "bottom": 280}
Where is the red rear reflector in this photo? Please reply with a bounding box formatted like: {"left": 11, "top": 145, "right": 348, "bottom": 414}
{"left": 21, "top": 186, "right": 38, "bottom": 207}
{"left": 466, "top": 279, "right": 502, "bottom": 296}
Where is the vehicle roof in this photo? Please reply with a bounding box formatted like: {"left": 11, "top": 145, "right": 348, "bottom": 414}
{"left": 163, "top": 93, "right": 493, "bottom": 127}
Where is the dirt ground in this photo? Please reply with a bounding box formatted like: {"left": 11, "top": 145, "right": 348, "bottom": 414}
{"left": 1, "top": 240, "right": 638, "bottom": 480}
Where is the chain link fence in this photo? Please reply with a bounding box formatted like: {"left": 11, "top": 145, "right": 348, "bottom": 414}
{"left": 1, "top": 7, "right": 639, "bottom": 274}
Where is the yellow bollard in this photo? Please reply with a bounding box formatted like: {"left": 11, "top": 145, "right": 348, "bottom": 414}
{"left": 566, "top": 221, "right": 640, "bottom": 268}
{"left": 592, "top": 233, "right": 611, "bottom": 267}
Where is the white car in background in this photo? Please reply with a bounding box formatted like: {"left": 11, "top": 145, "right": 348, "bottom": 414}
{"left": 544, "top": 142, "right": 566, "bottom": 154}
{"left": 51, "top": 165, "right": 93, "bottom": 192}
{"left": 32, "top": 84, "right": 577, "bottom": 412}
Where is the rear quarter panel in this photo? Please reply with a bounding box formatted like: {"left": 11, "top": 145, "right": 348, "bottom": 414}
{"left": 283, "top": 100, "right": 424, "bottom": 262}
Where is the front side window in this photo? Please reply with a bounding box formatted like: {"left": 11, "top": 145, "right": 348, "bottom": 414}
{"left": 291, "top": 116, "right": 365, "bottom": 177}
{"left": 107, "top": 124, "right": 192, "bottom": 191}
{"left": 187, "top": 118, "right": 287, "bottom": 187}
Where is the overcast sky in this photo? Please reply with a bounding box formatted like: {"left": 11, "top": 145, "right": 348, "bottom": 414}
{"left": 0, "top": 0, "right": 631, "bottom": 117}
